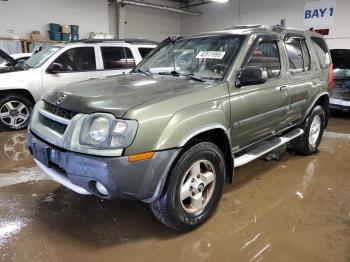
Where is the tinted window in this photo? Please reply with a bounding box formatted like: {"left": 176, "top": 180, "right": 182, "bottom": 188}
{"left": 54, "top": 47, "right": 96, "bottom": 72}
{"left": 311, "top": 37, "right": 330, "bottom": 69}
{"left": 285, "top": 39, "right": 304, "bottom": 73}
{"left": 138, "top": 47, "right": 153, "bottom": 58}
{"left": 101, "top": 47, "right": 135, "bottom": 69}
{"left": 247, "top": 41, "right": 281, "bottom": 78}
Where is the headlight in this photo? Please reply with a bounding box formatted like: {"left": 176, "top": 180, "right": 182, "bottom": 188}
{"left": 79, "top": 113, "right": 138, "bottom": 149}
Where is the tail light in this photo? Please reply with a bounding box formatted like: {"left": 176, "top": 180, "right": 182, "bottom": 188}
{"left": 328, "top": 63, "right": 334, "bottom": 95}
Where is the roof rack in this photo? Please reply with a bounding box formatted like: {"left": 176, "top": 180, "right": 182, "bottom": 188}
{"left": 75, "top": 38, "right": 159, "bottom": 45}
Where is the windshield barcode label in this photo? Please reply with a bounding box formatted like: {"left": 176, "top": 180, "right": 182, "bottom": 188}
{"left": 196, "top": 51, "right": 226, "bottom": 59}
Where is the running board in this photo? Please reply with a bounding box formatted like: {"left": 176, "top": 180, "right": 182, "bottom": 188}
{"left": 234, "top": 128, "right": 304, "bottom": 168}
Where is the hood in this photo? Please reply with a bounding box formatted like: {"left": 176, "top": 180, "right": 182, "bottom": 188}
{"left": 0, "top": 49, "right": 16, "bottom": 65}
{"left": 43, "top": 74, "right": 214, "bottom": 117}
{"left": 0, "top": 49, "right": 23, "bottom": 74}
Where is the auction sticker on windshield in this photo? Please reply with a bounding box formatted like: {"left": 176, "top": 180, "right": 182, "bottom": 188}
{"left": 196, "top": 51, "right": 226, "bottom": 59}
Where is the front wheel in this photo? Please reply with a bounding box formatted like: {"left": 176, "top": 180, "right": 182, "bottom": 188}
{"left": 291, "top": 105, "right": 325, "bottom": 155}
{"left": 0, "top": 94, "right": 33, "bottom": 131}
{"left": 150, "top": 142, "right": 226, "bottom": 232}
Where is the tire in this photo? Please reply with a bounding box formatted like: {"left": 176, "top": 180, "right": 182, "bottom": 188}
{"left": 149, "top": 142, "right": 226, "bottom": 232}
{"left": 291, "top": 105, "right": 325, "bottom": 155}
{"left": 0, "top": 94, "right": 33, "bottom": 131}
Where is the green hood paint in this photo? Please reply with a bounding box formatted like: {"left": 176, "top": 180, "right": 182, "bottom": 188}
{"left": 43, "top": 74, "right": 215, "bottom": 118}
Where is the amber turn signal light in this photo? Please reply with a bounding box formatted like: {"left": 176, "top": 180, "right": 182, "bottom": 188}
{"left": 128, "top": 151, "right": 154, "bottom": 162}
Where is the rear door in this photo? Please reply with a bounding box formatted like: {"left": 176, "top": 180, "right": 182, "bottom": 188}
{"left": 283, "top": 34, "right": 313, "bottom": 124}
{"left": 231, "top": 35, "right": 289, "bottom": 148}
{"left": 98, "top": 45, "right": 136, "bottom": 78}
{"left": 42, "top": 46, "right": 100, "bottom": 90}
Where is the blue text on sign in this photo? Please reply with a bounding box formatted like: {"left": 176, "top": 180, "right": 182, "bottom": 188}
{"left": 304, "top": 7, "right": 334, "bottom": 19}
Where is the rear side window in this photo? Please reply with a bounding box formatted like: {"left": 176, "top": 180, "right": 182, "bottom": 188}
{"left": 54, "top": 47, "right": 96, "bottom": 72}
{"left": 285, "top": 38, "right": 310, "bottom": 73}
{"left": 246, "top": 41, "right": 281, "bottom": 78}
{"left": 311, "top": 37, "right": 330, "bottom": 69}
{"left": 101, "top": 47, "right": 135, "bottom": 69}
{"left": 138, "top": 47, "right": 153, "bottom": 58}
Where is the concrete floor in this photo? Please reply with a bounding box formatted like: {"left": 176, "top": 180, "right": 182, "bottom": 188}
{"left": 0, "top": 113, "right": 349, "bottom": 262}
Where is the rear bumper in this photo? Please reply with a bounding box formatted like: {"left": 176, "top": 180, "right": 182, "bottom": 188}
{"left": 28, "top": 132, "right": 179, "bottom": 202}
{"left": 330, "top": 98, "right": 350, "bottom": 111}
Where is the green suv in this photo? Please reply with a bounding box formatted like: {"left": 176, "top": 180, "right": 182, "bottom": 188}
{"left": 28, "top": 25, "right": 332, "bottom": 231}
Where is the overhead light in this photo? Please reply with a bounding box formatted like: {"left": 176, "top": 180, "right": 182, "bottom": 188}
{"left": 211, "top": 0, "right": 229, "bottom": 3}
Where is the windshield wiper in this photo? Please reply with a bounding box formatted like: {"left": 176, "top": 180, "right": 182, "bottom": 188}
{"left": 136, "top": 69, "right": 152, "bottom": 76}
{"left": 158, "top": 71, "right": 206, "bottom": 82}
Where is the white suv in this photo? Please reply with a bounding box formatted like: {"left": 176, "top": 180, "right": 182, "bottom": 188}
{"left": 0, "top": 39, "right": 157, "bottom": 131}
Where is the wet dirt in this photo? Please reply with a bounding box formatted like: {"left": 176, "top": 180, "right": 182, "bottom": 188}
{"left": 0, "top": 113, "right": 349, "bottom": 262}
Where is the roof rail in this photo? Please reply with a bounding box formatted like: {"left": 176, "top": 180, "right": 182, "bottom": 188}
{"left": 225, "top": 24, "right": 285, "bottom": 32}
{"left": 75, "top": 38, "right": 159, "bottom": 45}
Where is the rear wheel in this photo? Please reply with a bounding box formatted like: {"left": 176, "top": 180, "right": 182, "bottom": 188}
{"left": 0, "top": 94, "right": 33, "bottom": 131}
{"left": 291, "top": 105, "right": 325, "bottom": 155}
{"left": 150, "top": 142, "right": 225, "bottom": 232}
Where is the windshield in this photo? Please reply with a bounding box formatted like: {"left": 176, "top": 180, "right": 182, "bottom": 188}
{"left": 136, "top": 34, "right": 244, "bottom": 80}
{"left": 25, "top": 46, "right": 63, "bottom": 68}
{"left": 331, "top": 49, "right": 350, "bottom": 79}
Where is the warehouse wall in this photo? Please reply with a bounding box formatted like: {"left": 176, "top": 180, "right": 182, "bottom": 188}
{"left": 120, "top": 5, "right": 181, "bottom": 41}
{"left": 180, "top": 1, "right": 240, "bottom": 36}
{"left": 0, "top": 0, "right": 109, "bottom": 39}
{"left": 180, "top": 0, "right": 350, "bottom": 49}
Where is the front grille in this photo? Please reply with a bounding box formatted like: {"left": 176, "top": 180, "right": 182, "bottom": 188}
{"left": 39, "top": 115, "right": 67, "bottom": 134}
{"left": 44, "top": 101, "right": 78, "bottom": 120}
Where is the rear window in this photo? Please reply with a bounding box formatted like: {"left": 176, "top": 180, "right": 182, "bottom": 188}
{"left": 331, "top": 49, "right": 350, "bottom": 79}
{"left": 138, "top": 47, "right": 154, "bottom": 58}
{"left": 311, "top": 37, "right": 330, "bottom": 69}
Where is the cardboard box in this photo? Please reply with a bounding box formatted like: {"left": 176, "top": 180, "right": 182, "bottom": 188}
{"left": 30, "top": 31, "right": 45, "bottom": 41}
{"left": 61, "top": 25, "right": 71, "bottom": 34}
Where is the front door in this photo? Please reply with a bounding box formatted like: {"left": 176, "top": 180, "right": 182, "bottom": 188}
{"left": 42, "top": 46, "right": 100, "bottom": 91}
{"left": 230, "top": 35, "right": 289, "bottom": 149}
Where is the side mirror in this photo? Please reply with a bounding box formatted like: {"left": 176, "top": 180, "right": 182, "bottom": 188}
{"left": 236, "top": 66, "right": 268, "bottom": 87}
{"left": 47, "top": 63, "right": 64, "bottom": 74}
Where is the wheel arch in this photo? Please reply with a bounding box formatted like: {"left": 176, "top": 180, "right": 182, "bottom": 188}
{"left": 178, "top": 126, "right": 234, "bottom": 184}
{"left": 303, "top": 92, "right": 330, "bottom": 127}
{"left": 0, "top": 89, "right": 36, "bottom": 105}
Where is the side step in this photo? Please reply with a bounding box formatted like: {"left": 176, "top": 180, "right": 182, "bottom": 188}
{"left": 234, "top": 128, "right": 304, "bottom": 168}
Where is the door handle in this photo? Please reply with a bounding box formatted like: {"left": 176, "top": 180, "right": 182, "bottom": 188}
{"left": 279, "top": 85, "right": 288, "bottom": 92}
{"left": 88, "top": 77, "right": 99, "bottom": 80}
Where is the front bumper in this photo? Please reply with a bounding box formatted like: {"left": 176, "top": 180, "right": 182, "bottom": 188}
{"left": 28, "top": 132, "right": 179, "bottom": 202}
{"left": 330, "top": 98, "right": 350, "bottom": 112}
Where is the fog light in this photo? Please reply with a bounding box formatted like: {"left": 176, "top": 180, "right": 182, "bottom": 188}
{"left": 95, "top": 181, "right": 108, "bottom": 196}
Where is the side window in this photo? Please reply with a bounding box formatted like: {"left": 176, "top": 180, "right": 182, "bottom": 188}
{"left": 124, "top": 48, "right": 136, "bottom": 68}
{"left": 285, "top": 38, "right": 310, "bottom": 73}
{"left": 54, "top": 47, "right": 96, "bottom": 72}
{"left": 247, "top": 40, "right": 281, "bottom": 78}
{"left": 101, "top": 47, "right": 135, "bottom": 69}
{"left": 101, "top": 47, "right": 126, "bottom": 69}
{"left": 311, "top": 37, "right": 330, "bottom": 69}
{"left": 138, "top": 47, "right": 153, "bottom": 58}
{"left": 300, "top": 40, "right": 311, "bottom": 71}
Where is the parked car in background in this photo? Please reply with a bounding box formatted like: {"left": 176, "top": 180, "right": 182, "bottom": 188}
{"left": 28, "top": 25, "right": 332, "bottom": 231}
{"left": 0, "top": 39, "right": 157, "bottom": 131}
{"left": 330, "top": 49, "right": 350, "bottom": 112}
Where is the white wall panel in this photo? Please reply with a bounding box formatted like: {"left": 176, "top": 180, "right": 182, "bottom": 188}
{"left": 0, "top": 0, "right": 109, "bottom": 39}
{"left": 122, "top": 5, "right": 180, "bottom": 41}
